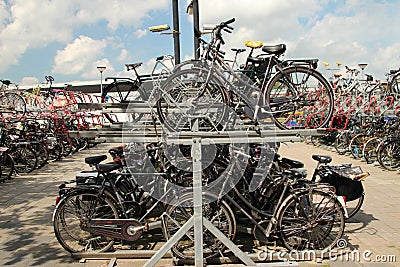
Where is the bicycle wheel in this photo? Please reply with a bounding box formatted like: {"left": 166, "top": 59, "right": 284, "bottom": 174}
{"left": 378, "top": 141, "right": 400, "bottom": 171}
{"left": 349, "top": 134, "right": 368, "bottom": 159}
{"left": 102, "top": 81, "right": 147, "bottom": 123}
{"left": 0, "top": 152, "right": 14, "bottom": 180}
{"left": 31, "top": 142, "right": 49, "bottom": 169}
{"left": 0, "top": 92, "right": 26, "bottom": 120}
{"left": 362, "top": 137, "right": 381, "bottom": 164}
{"left": 60, "top": 136, "right": 73, "bottom": 157}
{"left": 47, "top": 137, "right": 63, "bottom": 162}
{"left": 278, "top": 190, "right": 345, "bottom": 251}
{"left": 265, "top": 66, "right": 334, "bottom": 129}
{"left": 368, "top": 84, "right": 389, "bottom": 101}
{"left": 10, "top": 145, "right": 37, "bottom": 173}
{"left": 53, "top": 190, "right": 119, "bottom": 253}
{"left": 156, "top": 69, "right": 229, "bottom": 132}
{"left": 346, "top": 194, "right": 364, "bottom": 219}
{"left": 77, "top": 137, "right": 89, "bottom": 151}
{"left": 334, "top": 132, "right": 351, "bottom": 155}
{"left": 163, "top": 193, "right": 236, "bottom": 259}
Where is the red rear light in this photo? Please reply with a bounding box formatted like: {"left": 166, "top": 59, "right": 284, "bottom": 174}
{"left": 55, "top": 196, "right": 61, "bottom": 205}
{"left": 342, "top": 196, "right": 347, "bottom": 204}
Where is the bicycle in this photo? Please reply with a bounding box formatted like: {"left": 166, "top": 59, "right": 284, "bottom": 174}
{"left": 273, "top": 152, "right": 368, "bottom": 219}
{"left": 163, "top": 156, "right": 346, "bottom": 259}
{"left": 310, "top": 155, "right": 369, "bottom": 218}
{"left": 101, "top": 55, "right": 174, "bottom": 123}
{"left": 156, "top": 18, "right": 334, "bottom": 131}
{"left": 0, "top": 79, "right": 26, "bottom": 121}
{"left": 53, "top": 143, "right": 186, "bottom": 253}
{"left": 388, "top": 69, "right": 400, "bottom": 96}
{"left": 0, "top": 126, "right": 14, "bottom": 181}
{"left": 0, "top": 124, "right": 38, "bottom": 173}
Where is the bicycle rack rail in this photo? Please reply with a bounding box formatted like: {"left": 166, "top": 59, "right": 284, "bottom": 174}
{"left": 69, "top": 102, "right": 328, "bottom": 267}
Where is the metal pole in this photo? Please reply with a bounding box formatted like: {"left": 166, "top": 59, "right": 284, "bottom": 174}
{"left": 172, "top": 0, "right": 180, "bottom": 65}
{"left": 193, "top": 0, "right": 200, "bottom": 60}
{"left": 100, "top": 72, "right": 103, "bottom": 97}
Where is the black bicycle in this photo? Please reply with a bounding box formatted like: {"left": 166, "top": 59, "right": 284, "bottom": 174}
{"left": 156, "top": 18, "right": 334, "bottom": 131}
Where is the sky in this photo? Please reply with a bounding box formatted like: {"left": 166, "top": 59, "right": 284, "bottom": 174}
{"left": 1, "top": 0, "right": 400, "bottom": 87}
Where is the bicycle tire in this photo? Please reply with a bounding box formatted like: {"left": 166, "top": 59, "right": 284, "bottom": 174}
{"left": 362, "top": 137, "right": 381, "bottom": 164}
{"left": 11, "top": 145, "right": 38, "bottom": 173}
{"left": 368, "top": 84, "right": 389, "bottom": 101}
{"left": 0, "top": 92, "right": 26, "bottom": 120}
{"left": 334, "top": 132, "right": 351, "bottom": 155}
{"left": 377, "top": 141, "right": 400, "bottom": 171}
{"left": 77, "top": 137, "right": 89, "bottom": 151}
{"left": 163, "top": 192, "right": 236, "bottom": 259}
{"left": 346, "top": 194, "right": 364, "bottom": 219}
{"left": 264, "top": 66, "right": 334, "bottom": 129}
{"left": 61, "top": 136, "right": 73, "bottom": 158}
{"left": 101, "top": 81, "right": 147, "bottom": 123}
{"left": 349, "top": 134, "right": 368, "bottom": 159}
{"left": 31, "top": 142, "right": 49, "bottom": 169}
{"left": 277, "top": 189, "right": 345, "bottom": 251}
{"left": 53, "top": 190, "right": 119, "bottom": 253}
{"left": 47, "top": 138, "right": 63, "bottom": 162}
{"left": 156, "top": 68, "right": 229, "bottom": 132}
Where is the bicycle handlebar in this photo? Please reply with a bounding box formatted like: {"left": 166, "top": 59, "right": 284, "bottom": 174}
{"left": 220, "top": 18, "right": 235, "bottom": 29}
{"left": 212, "top": 18, "right": 235, "bottom": 46}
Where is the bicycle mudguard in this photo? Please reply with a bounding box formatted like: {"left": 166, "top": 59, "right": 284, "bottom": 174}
{"left": 336, "top": 195, "right": 349, "bottom": 218}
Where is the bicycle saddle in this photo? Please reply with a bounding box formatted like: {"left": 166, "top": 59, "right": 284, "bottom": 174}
{"left": 244, "top": 40, "right": 263, "bottom": 49}
{"left": 312, "top": 155, "right": 332, "bottom": 164}
{"left": 281, "top": 157, "right": 304, "bottom": 168}
{"left": 85, "top": 155, "right": 107, "bottom": 165}
{"left": 125, "top": 62, "right": 143, "bottom": 71}
{"left": 262, "top": 44, "right": 286, "bottom": 55}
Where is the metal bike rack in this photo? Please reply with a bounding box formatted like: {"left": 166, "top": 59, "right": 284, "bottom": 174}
{"left": 71, "top": 102, "right": 326, "bottom": 266}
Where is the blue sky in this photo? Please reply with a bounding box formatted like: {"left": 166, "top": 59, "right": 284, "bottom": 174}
{"left": 1, "top": 0, "right": 400, "bottom": 87}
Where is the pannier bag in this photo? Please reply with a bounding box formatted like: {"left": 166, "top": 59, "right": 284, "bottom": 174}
{"left": 320, "top": 166, "right": 366, "bottom": 201}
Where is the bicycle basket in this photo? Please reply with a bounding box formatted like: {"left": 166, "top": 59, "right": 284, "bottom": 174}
{"left": 320, "top": 166, "right": 364, "bottom": 201}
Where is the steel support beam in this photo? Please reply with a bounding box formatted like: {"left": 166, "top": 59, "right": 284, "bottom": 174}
{"left": 172, "top": 0, "right": 181, "bottom": 65}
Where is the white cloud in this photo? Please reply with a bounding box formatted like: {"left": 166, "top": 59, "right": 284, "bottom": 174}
{"left": 0, "top": 1, "right": 11, "bottom": 31}
{"left": 0, "top": 0, "right": 169, "bottom": 73}
{"left": 117, "top": 49, "right": 129, "bottom": 62}
{"left": 52, "top": 36, "right": 107, "bottom": 76}
{"left": 19, "top": 77, "right": 40, "bottom": 86}
{"left": 134, "top": 29, "right": 148, "bottom": 39}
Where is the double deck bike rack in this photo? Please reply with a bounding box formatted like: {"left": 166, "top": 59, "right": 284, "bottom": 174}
{"left": 70, "top": 102, "right": 327, "bottom": 267}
